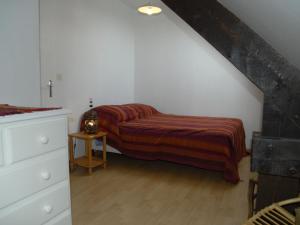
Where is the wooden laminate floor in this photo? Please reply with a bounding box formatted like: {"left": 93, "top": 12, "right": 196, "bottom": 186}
{"left": 70, "top": 153, "right": 250, "bottom": 225}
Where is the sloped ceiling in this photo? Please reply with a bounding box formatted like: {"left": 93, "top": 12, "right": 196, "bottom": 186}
{"left": 218, "top": 0, "right": 300, "bottom": 69}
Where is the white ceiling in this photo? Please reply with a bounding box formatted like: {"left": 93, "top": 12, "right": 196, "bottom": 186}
{"left": 218, "top": 0, "right": 300, "bottom": 69}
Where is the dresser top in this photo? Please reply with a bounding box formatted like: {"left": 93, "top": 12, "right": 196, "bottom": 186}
{"left": 0, "top": 106, "right": 70, "bottom": 124}
{"left": 0, "top": 104, "right": 62, "bottom": 116}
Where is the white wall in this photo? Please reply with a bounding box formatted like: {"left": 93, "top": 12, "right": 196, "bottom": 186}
{"left": 40, "top": 0, "right": 264, "bottom": 148}
{"left": 133, "top": 1, "right": 264, "bottom": 148}
{"left": 219, "top": 0, "right": 300, "bottom": 69}
{"left": 40, "top": 0, "right": 135, "bottom": 133}
{"left": 0, "top": 0, "right": 41, "bottom": 106}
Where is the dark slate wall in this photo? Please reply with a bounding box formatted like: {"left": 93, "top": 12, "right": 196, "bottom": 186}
{"left": 162, "top": 0, "right": 300, "bottom": 138}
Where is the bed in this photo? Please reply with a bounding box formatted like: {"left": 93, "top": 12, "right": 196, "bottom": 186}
{"left": 82, "top": 103, "right": 247, "bottom": 183}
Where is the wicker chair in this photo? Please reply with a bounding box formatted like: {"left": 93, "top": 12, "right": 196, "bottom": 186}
{"left": 244, "top": 197, "right": 300, "bottom": 225}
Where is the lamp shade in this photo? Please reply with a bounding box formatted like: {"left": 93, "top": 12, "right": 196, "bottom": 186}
{"left": 138, "top": 5, "right": 162, "bottom": 15}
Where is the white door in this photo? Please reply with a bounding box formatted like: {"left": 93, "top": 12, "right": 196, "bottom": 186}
{"left": 0, "top": 0, "right": 41, "bottom": 107}
{"left": 39, "top": 0, "right": 63, "bottom": 108}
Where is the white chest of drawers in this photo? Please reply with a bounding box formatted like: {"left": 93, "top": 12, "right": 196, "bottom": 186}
{"left": 0, "top": 109, "right": 72, "bottom": 225}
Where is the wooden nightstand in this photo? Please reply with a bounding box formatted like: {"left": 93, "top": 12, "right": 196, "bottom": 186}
{"left": 68, "top": 131, "right": 107, "bottom": 174}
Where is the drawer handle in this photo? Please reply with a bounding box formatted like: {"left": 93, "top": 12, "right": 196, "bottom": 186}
{"left": 43, "top": 205, "right": 53, "bottom": 214}
{"left": 40, "top": 136, "right": 49, "bottom": 144}
{"left": 289, "top": 167, "right": 298, "bottom": 175}
{"left": 40, "top": 171, "right": 52, "bottom": 180}
{"left": 267, "top": 144, "right": 273, "bottom": 150}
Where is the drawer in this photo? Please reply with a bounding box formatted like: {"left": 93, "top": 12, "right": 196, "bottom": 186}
{"left": 252, "top": 138, "right": 276, "bottom": 160}
{"left": 0, "top": 149, "right": 68, "bottom": 209}
{"left": 252, "top": 159, "right": 300, "bottom": 178}
{"left": 3, "top": 117, "right": 67, "bottom": 164}
{"left": 44, "top": 210, "right": 72, "bottom": 225}
{"left": 0, "top": 181, "right": 70, "bottom": 225}
{"left": 272, "top": 141, "right": 300, "bottom": 160}
{"left": 252, "top": 137, "right": 300, "bottom": 160}
{"left": 252, "top": 136, "right": 300, "bottom": 177}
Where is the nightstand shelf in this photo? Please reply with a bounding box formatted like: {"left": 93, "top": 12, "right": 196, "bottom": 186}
{"left": 75, "top": 156, "right": 105, "bottom": 168}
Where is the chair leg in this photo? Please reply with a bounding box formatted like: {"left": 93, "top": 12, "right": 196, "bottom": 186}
{"left": 248, "top": 172, "right": 258, "bottom": 218}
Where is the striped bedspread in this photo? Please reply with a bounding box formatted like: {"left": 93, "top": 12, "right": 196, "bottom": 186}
{"left": 0, "top": 104, "right": 61, "bottom": 116}
{"left": 89, "top": 104, "right": 247, "bottom": 183}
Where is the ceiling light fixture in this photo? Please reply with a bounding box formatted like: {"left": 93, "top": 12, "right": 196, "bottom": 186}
{"left": 138, "top": 4, "right": 162, "bottom": 16}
